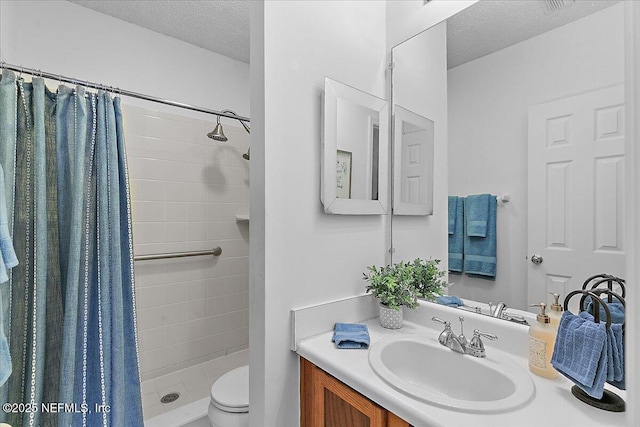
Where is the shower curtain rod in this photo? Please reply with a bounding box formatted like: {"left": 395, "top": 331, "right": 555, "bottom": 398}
{"left": 0, "top": 62, "right": 250, "bottom": 123}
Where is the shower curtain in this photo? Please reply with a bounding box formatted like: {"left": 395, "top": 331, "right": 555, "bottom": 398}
{"left": 0, "top": 69, "right": 143, "bottom": 427}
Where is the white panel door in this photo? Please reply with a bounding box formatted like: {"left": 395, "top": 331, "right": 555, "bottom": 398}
{"left": 393, "top": 106, "right": 434, "bottom": 215}
{"left": 527, "top": 85, "right": 625, "bottom": 311}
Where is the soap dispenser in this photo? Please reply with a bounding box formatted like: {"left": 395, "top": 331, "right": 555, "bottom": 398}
{"left": 528, "top": 303, "right": 558, "bottom": 379}
{"left": 548, "top": 293, "right": 563, "bottom": 327}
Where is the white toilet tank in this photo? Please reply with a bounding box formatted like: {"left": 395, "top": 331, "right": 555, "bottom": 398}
{"left": 208, "top": 365, "right": 249, "bottom": 427}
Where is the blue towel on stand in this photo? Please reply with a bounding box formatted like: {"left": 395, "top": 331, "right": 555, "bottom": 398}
{"left": 448, "top": 196, "right": 463, "bottom": 272}
{"left": 463, "top": 195, "right": 497, "bottom": 278}
{"left": 332, "top": 323, "right": 370, "bottom": 349}
{"left": 608, "top": 323, "right": 625, "bottom": 390}
{"left": 551, "top": 311, "right": 608, "bottom": 399}
{"left": 586, "top": 300, "right": 625, "bottom": 325}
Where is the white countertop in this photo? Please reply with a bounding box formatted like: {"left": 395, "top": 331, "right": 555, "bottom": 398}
{"left": 296, "top": 302, "right": 628, "bottom": 426}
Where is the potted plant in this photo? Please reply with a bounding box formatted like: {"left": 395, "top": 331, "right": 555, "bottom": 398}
{"left": 404, "top": 258, "right": 448, "bottom": 302}
{"left": 363, "top": 258, "right": 447, "bottom": 329}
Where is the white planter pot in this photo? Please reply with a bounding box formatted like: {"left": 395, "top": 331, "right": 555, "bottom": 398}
{"left": 379, "top": 304, "right": 403, "bottom": 329}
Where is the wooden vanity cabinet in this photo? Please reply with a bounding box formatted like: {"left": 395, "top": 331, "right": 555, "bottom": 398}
{"left": 300, "top": 358, "right": 410, "bottom": 427}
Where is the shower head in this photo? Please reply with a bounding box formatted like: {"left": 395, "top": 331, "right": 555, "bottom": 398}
{"left": 207, "top": 116, "right": 228, "bottom": 141}
{"left": 208, "top": 110, "right": 251, "bottom": 159}
{"left": 207, "top": 110, "right": 250, "bottom": 141}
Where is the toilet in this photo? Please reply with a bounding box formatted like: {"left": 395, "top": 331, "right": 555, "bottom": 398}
{"left": 208, "top": 365, "right": 249, "bottom": 427}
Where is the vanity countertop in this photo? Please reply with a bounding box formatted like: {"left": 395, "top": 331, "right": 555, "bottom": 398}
{"left": 296, "top": 303, "right": 628, "bottom": 427}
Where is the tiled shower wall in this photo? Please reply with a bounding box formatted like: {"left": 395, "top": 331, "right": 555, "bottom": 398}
{"left": 121, "top": 104, "right": 249, "bottom": 381}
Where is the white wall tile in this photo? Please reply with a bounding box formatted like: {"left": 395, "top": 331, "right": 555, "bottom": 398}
{"left": 165, "top": 203, "right": 188, "bottom": 222}
{"left": 138, "top": 179, "right": 166, "bottom": 202}
{"left": 137, "top": 201, "right": 166, "bottom": 222}
{"left": 165, "top": 182, "right": 190, "bottom": 202}
{"left": 128, "top": 106, "right": 249, "bottom": 379}
{"left": 165, "top": 323, "right": 188, "bottom": 346}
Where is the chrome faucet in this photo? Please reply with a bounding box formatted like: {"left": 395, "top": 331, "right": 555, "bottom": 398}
{"left": 489, "top": 301, "right": 507, "bottom": 318}
{"left": 432, "top": 316, "right": 498, "bottom": 358}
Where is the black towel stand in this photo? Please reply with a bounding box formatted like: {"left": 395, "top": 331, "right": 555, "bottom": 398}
{"left": 562, "top": 288, "right": 625, "bottom": 412}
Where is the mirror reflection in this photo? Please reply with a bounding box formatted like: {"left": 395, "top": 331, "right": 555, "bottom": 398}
{"left": 393, "top": 106, "right": 434, "bottom": 215}
{"left": 336, "top": 100, "right": 380, "bottom": 200}
{"left": 391, "top": 1, "right": 626, "bottom": 313}
{"left": 321, "top": 77, "right": 388, "bottom": 215}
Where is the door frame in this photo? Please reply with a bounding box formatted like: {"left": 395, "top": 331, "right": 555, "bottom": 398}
{"left": 624, "top": 1, "right": 639, "bottom": 425}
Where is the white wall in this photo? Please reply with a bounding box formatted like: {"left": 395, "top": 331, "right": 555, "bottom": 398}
{"left": 448, "top": 4, "right": 624, "bottom": 309}
{"left": 391, "top": 21, "right": 449, "bottom": 266}
{"left": 0, "top": 0, "right": 249, "bottom": 119}
{"left": 252, "top": 1, "right": 388, "bottom": 425}
{"left": 0, "top": 0, "right": 251, "bottom": 391}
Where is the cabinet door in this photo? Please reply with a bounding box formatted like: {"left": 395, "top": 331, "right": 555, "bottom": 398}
{"left": 301, "top": 358, "right": 394, "bottom": 427}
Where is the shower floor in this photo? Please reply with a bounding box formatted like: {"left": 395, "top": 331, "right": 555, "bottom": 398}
{"left": 143, "top": 349, "right": 248, "bottom": 426}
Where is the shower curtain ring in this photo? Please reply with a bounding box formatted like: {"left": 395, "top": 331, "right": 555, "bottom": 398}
{"left": 19, "top": 66, "right": 23, "bottom": 79}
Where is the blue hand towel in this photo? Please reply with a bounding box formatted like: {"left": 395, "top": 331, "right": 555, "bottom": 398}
{"left": 586, "top": 300, "right": 625, "bottom": 325}
{"left": 448, "top": 196, "right": 457, "bottom": 235}
{"left": 463, "top": 195, "right": 497, "bottom": 278}
{"left": 332, "top": 323, "right": 370, "bottom": 349}
{"left": 448, "top": 196, "right": 463, "bottom": 273}
{"left": 465, "top": 194, "right": 490, "bottom": 237}
{"left": 551, "top": 311, "right": 608, "bottom": 399}
{"left": 436, "top": 295, "right": 464, "bottom": 307}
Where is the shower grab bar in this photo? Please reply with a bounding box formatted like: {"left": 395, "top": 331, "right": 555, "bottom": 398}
{"left": 134, "top": 246, "right": 222, "bottom": 262}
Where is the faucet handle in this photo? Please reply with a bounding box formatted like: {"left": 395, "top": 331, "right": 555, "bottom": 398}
{"left": 474, "top": 329, "right": 498, "bottom": 341}
{"left": 432, "top": 317, "right": 454, "bottom": 346}
{"left": 468, "top": 329, "right": 498, "bottom": 358}
{"left": 431, "top": 317, "right": 450, "bottom": 327}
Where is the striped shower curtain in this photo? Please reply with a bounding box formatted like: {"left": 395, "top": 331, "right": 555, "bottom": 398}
{"left": 0, "top": 70, "right": 143, "bottom": 426}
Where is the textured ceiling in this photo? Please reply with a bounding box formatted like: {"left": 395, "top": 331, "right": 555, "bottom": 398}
{"left": 447, "top": 0, "right": 621, "bottom": 69}
{"left": 70, "top": 0, "right": 620, "bottom": 69}
{"left": 68, "top": 0, "right": 250, "bottom": 63}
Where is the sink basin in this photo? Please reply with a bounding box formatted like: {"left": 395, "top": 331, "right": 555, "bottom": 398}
{"left": 368, "top": 334, "right": 535, "bottom": 413}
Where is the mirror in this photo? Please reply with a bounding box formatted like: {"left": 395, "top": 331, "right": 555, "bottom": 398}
{"left": 322, "top": 77, "right": 389, "bottom": 215}
{"left": 393, "top": 106, "right": 434, "bottom": 216}
{"left": 391, "top": 1, "right": 626, "bottom": 312}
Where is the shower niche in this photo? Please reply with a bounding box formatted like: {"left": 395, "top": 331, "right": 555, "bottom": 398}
{"left": 321, "top": 77, "right": 389, "bottom": 215}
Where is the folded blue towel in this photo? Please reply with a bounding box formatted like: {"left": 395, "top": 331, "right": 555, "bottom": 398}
{"left": 586, "top": 300, "right": 625, "bottom": 325}
{"left": 448, "top": 196, "right": 463, "bottom": 272}
{"left": 448, "top": 196, "right": 457, "bottom": 235}
{"left": 463, "top": 195, "right": 497, "bottom": 278}
{"left": 332, "top": 323, "right": 370, "bottom": 349}
{"left": 551, "top": 311, "right": 608, "bottom": 399}
{"left": 465, "top": 194, "right": 490, "bottom": 237}
{"left": 436, "top": 295, "right": 464, "bottom": 307}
